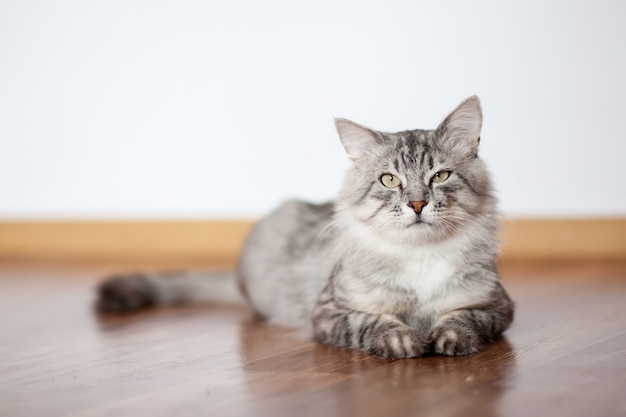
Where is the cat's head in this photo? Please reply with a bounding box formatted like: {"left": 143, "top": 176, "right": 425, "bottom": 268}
{"left": 334, "top": 96, "right": 497, "bottom": 245}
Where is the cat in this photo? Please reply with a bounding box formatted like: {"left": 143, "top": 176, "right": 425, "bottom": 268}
{"left": 97, "top": 96, "right": 514, "bottom": 359}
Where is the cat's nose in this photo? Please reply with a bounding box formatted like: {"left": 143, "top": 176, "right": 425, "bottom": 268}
{"left": 408, "top": 200, "right": 428, "bottom": 215}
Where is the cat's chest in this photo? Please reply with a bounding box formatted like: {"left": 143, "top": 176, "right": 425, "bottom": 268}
{"left": 342, "top": 253, "right": 460, "bottom": 317}
{"left": 395, "top": 254, "right": 458, "bottom": 304}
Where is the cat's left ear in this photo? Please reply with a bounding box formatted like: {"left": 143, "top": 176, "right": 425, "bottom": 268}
{"left": 335, "top": 118, "right": 383, "bottom": 167}
{"left": 437, "top": 96, "right": 483, "bottom": 157}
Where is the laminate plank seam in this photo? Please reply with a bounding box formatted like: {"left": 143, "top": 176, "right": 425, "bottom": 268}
{"left": 62, "top": 365, "right": 354, "bottom": 417}
{"left": 523, "top": 330, "right": 626, "bottom": 370}
{"left": 61, "top": 376, "right": 222, "bottom": 417}
{"left": 1, "top": 344, "right": 243, "bottom": 387}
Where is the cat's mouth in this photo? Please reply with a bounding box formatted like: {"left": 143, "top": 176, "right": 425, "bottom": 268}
{"left": 406, "top": 219, "right": 431, "bottom": 228}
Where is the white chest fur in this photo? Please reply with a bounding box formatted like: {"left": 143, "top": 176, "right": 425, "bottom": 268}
{"left": 380, "top": 238, "right": 485, "bottom": 317}
{"left": 397, "top": 251, "right": 458, "bottom": 304}
{"left": 336, "top": 217, "right": 491, "bottom": 319}
{"left": 396, "top": 246, "right": 492, "bottom": 321}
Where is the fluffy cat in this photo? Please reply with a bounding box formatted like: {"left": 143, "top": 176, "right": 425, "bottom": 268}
{"left": 97, "top": 96, "right": 514, "bottom": 358}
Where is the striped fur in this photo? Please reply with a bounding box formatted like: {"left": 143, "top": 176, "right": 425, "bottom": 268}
{"left": 97, "top": 96, "right": 514, "bottom": 359}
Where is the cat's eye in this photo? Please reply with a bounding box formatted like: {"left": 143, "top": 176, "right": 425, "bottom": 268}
{"left": 381, "top": 174, "right": 401, "bottom": 188}
{"left": 431, "top": 171, "right": 450, "bottom": 184}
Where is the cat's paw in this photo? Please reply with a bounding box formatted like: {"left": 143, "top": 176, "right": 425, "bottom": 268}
{"left": 368, "top": 324, "right": 427, "bottom": 359}
{"left": 428, "top": 325, "right": 480, "bottom": 356}
{"left": 96, "top": 274, "right": 157, "bottom": 313}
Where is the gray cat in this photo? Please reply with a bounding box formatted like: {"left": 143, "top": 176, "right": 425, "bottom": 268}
{"left": 97, "top": 96, "right": 514, "bottom": 358}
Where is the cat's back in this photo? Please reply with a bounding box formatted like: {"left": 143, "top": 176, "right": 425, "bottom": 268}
{"left": 239, "top": 199, "right": 334, "bottom": 262}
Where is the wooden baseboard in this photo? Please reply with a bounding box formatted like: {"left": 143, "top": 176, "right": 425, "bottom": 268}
{"left": 0, "top": 218, "right": 624, "bottom": 265}
{"left": 499, "top": 218, "right": 626, "bottom": 262}
{"left": 0, "top": 221, "right": 254, "bottom": 267}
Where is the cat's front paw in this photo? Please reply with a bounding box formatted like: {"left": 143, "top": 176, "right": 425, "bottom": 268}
{"left": 428, "top": 325, "right": 480, "bottom": 356}
{"left": 96, "top": 274, "right": 157, "bottom": 313}
{"left": 368, "top": 324, "right": 426, "bottom": 359}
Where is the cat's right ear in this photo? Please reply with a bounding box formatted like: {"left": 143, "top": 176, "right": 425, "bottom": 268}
{"left": 334, "top": 119, "right": 383, "bottom": 167}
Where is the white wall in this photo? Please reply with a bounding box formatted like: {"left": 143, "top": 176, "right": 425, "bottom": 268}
{"left": 1, "top": 0, "right": 625, "bottom": 219}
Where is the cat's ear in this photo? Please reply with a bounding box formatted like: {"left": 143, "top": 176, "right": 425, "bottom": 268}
{"left": 437, "top": 96, "right": 483, "bottom": 157}
{"left": 334, "top": 118, "right": 383, "bottom": 166}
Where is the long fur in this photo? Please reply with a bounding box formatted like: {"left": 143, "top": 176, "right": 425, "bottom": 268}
{"left": 97, "top": 96, "right": 514, "bottom": 358}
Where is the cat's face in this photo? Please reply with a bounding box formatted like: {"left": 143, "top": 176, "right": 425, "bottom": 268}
{"left": 335, "top": 96, "right": 496, "bottom": 244}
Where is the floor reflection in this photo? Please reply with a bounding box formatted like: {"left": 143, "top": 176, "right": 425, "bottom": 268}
{"left": 238, "top": 319, "right": 516, "bottom": 417}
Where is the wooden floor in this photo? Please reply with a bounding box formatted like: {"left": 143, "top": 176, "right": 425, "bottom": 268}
{"left": 1, "top": 262, "right": 625, "bottom": 417}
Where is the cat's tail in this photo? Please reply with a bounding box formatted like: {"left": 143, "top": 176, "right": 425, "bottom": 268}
{"left": 95, "top": 270, "right": 244, "bottom": 313}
